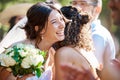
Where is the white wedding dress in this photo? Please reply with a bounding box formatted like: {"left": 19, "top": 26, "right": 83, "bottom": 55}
{"left": 0, "top": 17, "right": 53, "bottom": 80}
{"left": 26, "top": 67, "right": 52, "bottom": 80}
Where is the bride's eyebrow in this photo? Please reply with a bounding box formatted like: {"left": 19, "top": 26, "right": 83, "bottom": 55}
{"left": 50, "top": 19, "right": 56, "bottom": 22}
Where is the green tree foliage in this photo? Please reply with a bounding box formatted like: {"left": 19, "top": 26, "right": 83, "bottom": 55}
{"left": 0, "top": 0, "right": 46, "bottom": 11}
{"left": 58, "top": 0, "right": 71, "bottom": 6}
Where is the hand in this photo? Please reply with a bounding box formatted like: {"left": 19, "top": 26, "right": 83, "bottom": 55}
{"left": 111, "top": 59, "right": 120, "bottom": 70}
{"left": 100, "top": 59, "right": 120, "bottom": 80}
{"left": 17, "top": 74, "right": 34, "bottom": 80}
{"left": 0, "top": 67, "right": 16, "bottom": 80}
{"left": 61, "top": 64, "right": 97, "bottom": 80}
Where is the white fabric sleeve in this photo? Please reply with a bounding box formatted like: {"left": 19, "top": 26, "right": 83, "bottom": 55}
{"left": 91, "top": 20, "right": 116, "bottom": 68}
{"left": 92, "top": 32, "right": 115, "bottom": 67}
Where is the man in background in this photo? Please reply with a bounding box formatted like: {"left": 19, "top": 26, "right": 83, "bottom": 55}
{"left": 108, "top": 0, "right": 120, "bottom": 56}
{"left": 71, "top": 0, "right": 116, "bottom": 70}
{"left": 108, "top": 0, "right": 120, "bottom": 26}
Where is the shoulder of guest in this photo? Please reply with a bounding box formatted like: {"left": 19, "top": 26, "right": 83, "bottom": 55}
{"left": 56, "top": 46, "right": 74, "bottom": 54}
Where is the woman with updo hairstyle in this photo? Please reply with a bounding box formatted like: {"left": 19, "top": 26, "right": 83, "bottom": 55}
{"left": 0, "top": 2, "right": 65, "bottom": 80}
{"left": 55, "top": 6, "right": 100, "bottom": 80}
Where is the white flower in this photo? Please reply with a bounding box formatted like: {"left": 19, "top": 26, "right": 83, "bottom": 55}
{"left": 29, "top": 49, "right": 39, "bottom": 55}
{"left": 18, "top": 50, "right": 28, "bottom": 57}
{"left": 21, "top": 53, "right": 44, "bottom": 68}
{"left": 0, "top": 43, "right": 46, "bottom": 77}
{"left": 21, "top": 56, "right": 31, "bottom": 68}
{"left": 30, "top": 54, "right": 44, "bottom": 66}
{"left": 0, "top": 54, "right": 16, "bottom": 67}
{"left": 16, "top": 43, "right": 25, "bottom": 49}
{"left": 24, "top": 44, "right": 35, "bottom": 51}
{"left": 9, "top": 52, "right": 14, "bottom": 57}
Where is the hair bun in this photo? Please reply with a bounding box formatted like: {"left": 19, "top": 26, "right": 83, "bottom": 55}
{"left": 61, "top": 6, "right": 89, "bottom": 25}
{"left": 61, "top": 6, "right": 77, "bottom": 19}
{"left": 79, "top": 14, "right": 90, "bottom": 25}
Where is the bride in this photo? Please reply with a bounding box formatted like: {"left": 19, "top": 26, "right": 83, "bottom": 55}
{"left": 0, "top": 2, "right": 65, "bottom": 80}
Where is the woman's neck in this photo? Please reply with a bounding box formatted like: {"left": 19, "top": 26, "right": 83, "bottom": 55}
{"left": 37, "top": 39, "right": 53, "bottom": 51}
{"left": 27, "top": 39, "right": 54, "bottom": 51}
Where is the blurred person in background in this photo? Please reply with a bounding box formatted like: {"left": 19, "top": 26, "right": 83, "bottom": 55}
{"left": 0, "top": 3, "right": 33, "bottom": 53}
{"left": 62, "top": 0, "right": 120, "bottom": 80}
{"left": 96, "top": 1, "right": 120, "bottom": 80}
{"left": 70, "top": 0, "right": 116, "bottom": 70}
{"left": 0, "top": 15, "right": 24, "bottom": 41}
{"left": 108, "top": 0, "right": 120, "bottom": 59}
{"left": 108, "top": 0, "right": 120, "bottom": 26}
{"left": 0, "top": 23, "right": 6, "bottom": 41}
{"left": 0, "top": 3, "right": 33, "bottom": 35}
{"left": 8, "top": 15, "right": 24, "bottom": 32}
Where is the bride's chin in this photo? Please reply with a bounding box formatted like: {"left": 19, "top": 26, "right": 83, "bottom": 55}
{"left": 58, "top": 36, "right": 65, "bottom": 41}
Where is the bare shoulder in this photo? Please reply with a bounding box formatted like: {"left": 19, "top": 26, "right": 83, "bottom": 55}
{"left": 56, "top": 46, "right": 77, "bottom": 58}
{"left": 55, "top": 47, "right": 88, "bottom": 65}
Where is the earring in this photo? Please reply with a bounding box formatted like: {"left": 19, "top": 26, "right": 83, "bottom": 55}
{"left": 41, "top": 35, "right": 44, "bottom": 40}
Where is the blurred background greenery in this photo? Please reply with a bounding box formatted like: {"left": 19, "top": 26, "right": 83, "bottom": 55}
{"left": 0, "top": 0, "right": 120, "bottom": 56}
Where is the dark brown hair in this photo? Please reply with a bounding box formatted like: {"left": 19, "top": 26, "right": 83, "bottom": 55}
{"left": 54, "top": 6, "right": 94, "bottom": 51}
{"left": 23, "top": 2, "right": 62, "bottom": 48}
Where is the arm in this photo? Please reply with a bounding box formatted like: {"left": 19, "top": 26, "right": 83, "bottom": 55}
{"left": 55, "top": 48, "right": 67, "bottom": 80}
{"left": 100, "top": 59, "right": 120, "bottom": 80}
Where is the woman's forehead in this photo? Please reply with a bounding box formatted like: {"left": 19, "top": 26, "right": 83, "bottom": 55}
{"left": 49, "top": 10, "right": 61, "bottom": 20}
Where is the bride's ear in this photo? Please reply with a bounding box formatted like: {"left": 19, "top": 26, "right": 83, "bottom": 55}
{"left": 35, "top": 26, "right": 39, "bottom": 32}
{"left": 35, "top": 25, "right": 45, "bottom": 34}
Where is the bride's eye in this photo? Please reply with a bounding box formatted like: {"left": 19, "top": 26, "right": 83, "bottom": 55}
{"left": 51, "top": 21, "right": 56, "bottom": 24}
{"left": 50, "top": 19, "right": 57, "bottom": 24}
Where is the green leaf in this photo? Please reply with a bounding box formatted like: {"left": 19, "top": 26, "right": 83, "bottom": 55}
{"left": 35, "top": 68, "right": 41, "bottom": 78}
{"left": 10, "top": 64, "right": 20, "bottom": 76}
{"left": 40, "top": 51, "right": 47, "bottom": 58}
{"left": 6, "top": 49, "right": 14, "bottom": 55}
{"left": 1, "top": 43, "right": 46, "bottom": 77}
{"left": 36, "top": 62, "right": 42, "bottom": 68}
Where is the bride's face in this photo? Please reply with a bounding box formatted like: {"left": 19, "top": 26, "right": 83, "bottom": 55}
{"left": 42, "top": 10, "right": 65, "bottom": 43}
{"left": 40, "top": 10, "right": 65, "bottom": 43}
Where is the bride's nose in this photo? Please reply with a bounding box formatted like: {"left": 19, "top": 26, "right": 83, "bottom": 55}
{"left": 59, "top": 21, "right": 65, "bottom": 29}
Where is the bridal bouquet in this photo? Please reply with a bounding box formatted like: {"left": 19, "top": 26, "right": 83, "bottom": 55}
{"left": 0, "top": 43, "right": 46, "bottom": 78}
